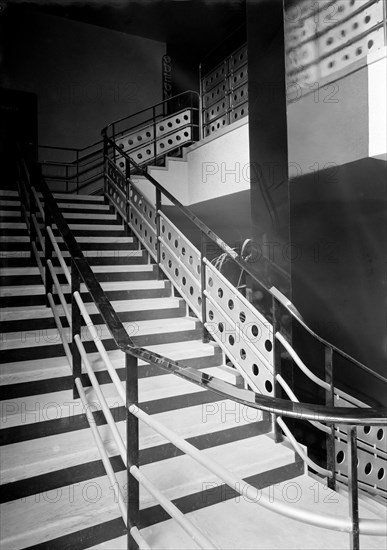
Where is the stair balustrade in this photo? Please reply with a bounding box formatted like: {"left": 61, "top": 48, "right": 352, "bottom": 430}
{"left": 14, "top": 126, "right": 387, "bottom": 549}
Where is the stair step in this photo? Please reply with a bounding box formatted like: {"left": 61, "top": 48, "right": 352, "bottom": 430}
{"left": 0, "top": 436, "right": 300, "bottom": 550}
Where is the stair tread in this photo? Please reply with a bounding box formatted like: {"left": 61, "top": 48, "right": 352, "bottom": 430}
{"left": 0, "top": 399, "right": 267, "bottom": 484}
{"left": 0, "top": 297, "right": 183, "bottom": 321}
{"left": 0, "top": 436, "right": 296, "bottom": 549}
{"left": 0, "top": 235, "right": 133, "bottom": 243}
{"left": 0, "top": 316, "right": 198, "bottom": 351}
{"left": 0, "top": 279, "right": 167, "bottom": 297}
{"left": 0, "top": 264, "right": 154, "bottom": 276}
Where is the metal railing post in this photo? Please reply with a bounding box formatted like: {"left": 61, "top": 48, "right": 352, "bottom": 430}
{"left": 103, "top": 135, "right": 108, "bottom": 196}
{"left": 155, "top": 188, "right": 162, "bottom": 279}
{"left": 125, "top": 156, "right": 131, "bottom": 235}
{"left": 71, "top": 260, "right": 81, "bottom": 399}
{"left": 126, "top": 353, "right": 139, "bottom": 550}
{"left": 65, "top": 164, "right": 69, "bottom": 194}
{"left": 347, "top": 425, "right": 360, "bottom": 550}
{"left": 152, "top": 106, "right": 157, "bottom": 166}
{"left": 200, "top": 232, "right": 209, "bottom": 342}
{"left": 325, "top": 345, "right": 336, "bottom": 490}
{"left": 272, "top": 296, "right": 283, "bottom": 443}
{"left": 29, "top": 187, "right": 36, "bottom": 262}
{"left": 44, "top": 201, "right": 53, "bottom": 306}
{"left": 112, "top": 124, "right": 117, "bottom": 163}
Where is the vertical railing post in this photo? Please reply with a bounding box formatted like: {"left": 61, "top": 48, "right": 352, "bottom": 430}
{"left": 325, "top": 345, "right": 336, "bottom": 490}
{"left": 103, "top": 135, "right": 108, "bottom": 196}
{"left": 29, "top": 187, "right": 36, "bottom": 262}
{"left": 125, "top": 156, "right": 131, "bottom": 236}
{"left": 76, "top": 150, "right": 80, "bottom": 194}
{"left": 347, "top": 425, "right": 360, "bottom": 550}
{"left": 126, "top": 353, "right": 139, "bottom": 550}
{"left": 155, "top": 188, "right": 162, "bottom": 279}
{"left": 65, "top": 164, "right": 69, "bottom": 194}
{"left": 200, "top": 232, "right": 209, "bottom": 343}
{"left": 152, "top": 106, "right": 157, "bottom": 166}
{"left": 272, "top": 296, "right": 283, "bottom": 443}
{"left": 112, "top": 124, "right": 117, "bottom": 163}
{"left": 71, "top": 259, "right": 81, "bottom": 399}
{"left": 44, "top": 201, "right": 53, "bottom": 306}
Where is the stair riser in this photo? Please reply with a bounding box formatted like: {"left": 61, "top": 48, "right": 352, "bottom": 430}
{"left": 0, "top": 303, "right": 187, "bottom": 333}
{"left": 0, "top": 328, "right": 202, "bottom": 364}
{"left": 0, "top": 286, "right": 172, "bottom": 308}
{"left": 0, "top": 352, "right": 224, "bottom": 399}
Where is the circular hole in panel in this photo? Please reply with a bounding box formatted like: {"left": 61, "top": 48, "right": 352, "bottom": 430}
{"left": 137, "top": 153, "right": 143, "bottom": 160}
{"left": 208, "top": 310, "right": 214, "bottom": 320}
{"left": 146, "top": 131, "right": 151, "bottom": 138}
{"left": 160, "top": 125, "right": 164, "bottom": 132}
{"left": 189, "top": 256, "right": 193, "bottom": 265}
{"left": 144, "top": 229, "right": 148, "bottom": 237}
{"left": 364, "top": 463, "right": 372, "bottom": 475}
{"left": 176, "top": 135, "right": 181, "bottom": 141}
{"left": 168, "top": 232, "right": 171, "bottom": 240}
{"left": 197, "top": 265, "right": 201, "bottom": 275}
{"left": 176, "top": 118, "right": 180, "bottom": 124}
{"left": 265, "top": 340, "right": 273, "bottom": 352}
{"left": 162, "top": 252, "right": 166, "bottom": 260}
{"left": 338, "top": 4, "right": 344, "bottom": 12}
{"left": 198, "top": 296, "right": 202, "bottom": 306}
{"left": 149, "top": 236, "right": 153, "bottom": 243}
{"left": 377, "top": 468, "right": 385, "bottom": 480}
{"left": 119, "top": 162, "right": 124, "bottom": 168}
{"left": 377, "top": 428, "right": 384, "bottom": 441}
{"left": 119, "top": 143, "right": 124, "bottom": 149}
{"left": 251, "top": 325, "right": 259, "bottom": 337}
{"left": 228, "top": 299, "right": 234, "bottom": 310}
{"left": 353, "top": 21, "right": 359, "bottom": 29}
{"left": 137, "top": 136, "right": 142, "bottom": 141}
{"left": 174, "top": 239, "right": 179, "bottom": 248}
{"left": 183, "top": 114, "right": 188, "bottom": 121}
{"left": 336, "top": 450, "right": 345, "bottom": 464}
{"left": 168, "top": 139, "right": 173, "bottom": 145}
{"left": 168, "top": 260, "right": 172, "bottom": 268}
{"left": 229, "top": 335, "right": 235, "bottom": 346}
{"left": 356, "top": 47, "right": 362, "bottom": 56}
{"left": 328, "top": 61, "right": 335, "bottom": 68}
{"left": 252, "top": 364, "right": 259, "bottom": 376}
{"left": 240, "top": 349, "right": 246, "bottom": 360}
{"left": 239, "top": 312, "right": 246, "bottom": 323}
{"left": 208, "top": 277, "right": 213, "bottom": 287}
{"left": 218, "top": 288, "right": 223, "bottom": 298}
{"left": 368, "top": 40, "right": 374, "bottom": 49}
{"left": 134, "top": 217, "right": 138, "bottom": 225}
{"left": 218, "top": 322, "right": 224, "bottom": 333}
{"left": 189, "top": 286, "right": 194, "bottom": 295}
{"left": 184, "top": 131, "right": 189, "bottom": 137}
{"left": 364, "top": 426, "right": 371, "bottom": 434}
{"left": 182, "top": 277, "right": 186, "bottom": 286}
{"left": 128, "top": 139, "right": 134, "bottom": 145}
{"left": 175, "top": 268, "right": 179, "bottom": 277}
{"left": 146, "top": 149, "right": 151, "bottom": 155}
{"left": 167, "top": 122, "right": 173, "bottom": 128}
{"left": 364, "top": 15, "right": 371, "bottom": 23}
{"left": 160, "top": 143, "right": 165, "bottom": 149}
{"left": 265, "top": 380, "right": 273, "bottom": 393}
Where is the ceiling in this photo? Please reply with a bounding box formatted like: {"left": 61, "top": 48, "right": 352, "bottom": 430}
{"left": 5, "top": 0, "right": 246, "bottom": 60}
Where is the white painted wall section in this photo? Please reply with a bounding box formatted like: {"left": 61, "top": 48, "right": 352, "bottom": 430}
{"left": 368, "top": 47, "right": 387, "bottom": 160}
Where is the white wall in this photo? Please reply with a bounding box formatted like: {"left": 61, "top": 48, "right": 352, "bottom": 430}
{"left": 138, "top": 118, "right": 250, "bottom": 206}
{"left": 368, "top": 47, "right": 387, "bottom": 160}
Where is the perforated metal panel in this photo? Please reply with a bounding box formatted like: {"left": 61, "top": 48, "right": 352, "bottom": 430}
{"left": 159, "top": 213, "right": 202, "bottom": 318}
{"left": 115, "top": 109, "right": 193, "bottom": 170}
{"left": 128, "top": 182, "right": 157, "bottom": 259}
{"left": 201, "top": 43, "right": 248, "bottom": 137}
{"left": 333, "top": 391, "right": 387, "bottom": 498}
{"left": 204, "top": 260, "right": 274, "bottom": 394}
{"left": 284, "top": 0, "right": 386, "bottom": 88}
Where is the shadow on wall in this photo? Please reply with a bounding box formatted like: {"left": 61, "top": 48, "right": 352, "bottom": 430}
{"left": 290, "top": 158, "right": 387, "bottom": 406}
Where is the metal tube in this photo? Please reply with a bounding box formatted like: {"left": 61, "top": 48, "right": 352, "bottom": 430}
{"left": 71, "top": 260, "right": 81, "bottom": 399}
{"left": 348, "top": 425, "right": 360, "bottom": 550}
{"left": 44, "top": 203, "right": 53, "bottom": 305}
{"left": 128, "top": 403, "right": 386, "bottom": 535}
{"left": 126, "top": 353, "right": 139, "bottom": 550}
{"left": 273, "top": 297, "right": 283, "bottom": 443}
{"left": 325, "top": 345, "right": 336, "bottom": 491}
{"left": 47, "top": 260, "right": 71, "bottom": 325}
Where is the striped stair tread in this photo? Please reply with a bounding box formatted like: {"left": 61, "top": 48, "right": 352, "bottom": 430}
{"left": 0, "top": 188, "right": 303, "bottom": 550}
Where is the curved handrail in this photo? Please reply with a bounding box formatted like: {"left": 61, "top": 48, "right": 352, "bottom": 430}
{"left": 102, "top": 90, "right": 200, "bottom": 137}
{"left": 104, "top": 138, "right": 387, "bottom": 388}
{"left": 24, "top": 159, "right": 387, "bottom": 426}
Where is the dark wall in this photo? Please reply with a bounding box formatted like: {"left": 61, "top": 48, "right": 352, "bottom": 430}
{"left": 247, "top": 0, "right": 291, "bottom": 297}
{"left": 290, "top": 159, "right": 387, "bottom": 406}
{"left": 1, "top": 9, "right": 165, "bottom": 149}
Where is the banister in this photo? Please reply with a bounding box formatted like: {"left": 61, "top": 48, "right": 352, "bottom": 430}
{"left": 102, "top": 90, "right": 200, "bottom": 136}
{"left": 105, "top": 138, "right": 387, "bottom": 389}
{"left": 22, "top": 158, "right": 387, "bottom": 425}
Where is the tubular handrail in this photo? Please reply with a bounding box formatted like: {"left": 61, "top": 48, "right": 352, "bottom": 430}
{"left": 104, "top": 137, "right": 387, "bottom": 389}
{"left": 102, "top": 90, "right": 200, "bottom": 136}
{"left": 21, "top": 159, "right": 387, "bottom": 426}
{"left": 17, "top": 153, "right": 387, "bottom": 550}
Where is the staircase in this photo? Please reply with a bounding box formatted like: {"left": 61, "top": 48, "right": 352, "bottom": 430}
{"left": 0, "top": 189, "right": 302, "bottom": 549}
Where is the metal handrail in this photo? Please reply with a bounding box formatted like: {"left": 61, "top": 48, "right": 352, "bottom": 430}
{"left": 102, "top": 90, "right": 200, "bottom": 136}
{"left": 104, "top": 137, "right": 387, "bottom": 389}
{"left": 21, "top": 159, "right": 387, "bottom": 426}
{"left": 18, "top": 154, "right": 387, "bottom": 550}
